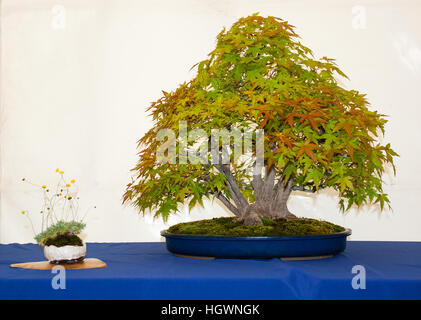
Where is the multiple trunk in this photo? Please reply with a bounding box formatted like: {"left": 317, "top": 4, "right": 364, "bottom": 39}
{"left": 214, "top": 164, "right": 296, "bottom": 225}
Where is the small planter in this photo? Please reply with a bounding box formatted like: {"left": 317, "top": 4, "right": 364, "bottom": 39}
{"left": 43, "top": 242, "right": 87, "bottom": 264}
{"left": 161, "top": 229, "right": 351, "bottom": 259}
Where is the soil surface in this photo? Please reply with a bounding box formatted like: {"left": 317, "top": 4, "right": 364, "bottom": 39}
{"left": 44, "top": 234, "right": 83, "bottom": 247}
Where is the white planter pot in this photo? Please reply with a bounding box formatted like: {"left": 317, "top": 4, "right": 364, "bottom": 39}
{"left": 44, "top": 243, "right": 86, "bottom": 264}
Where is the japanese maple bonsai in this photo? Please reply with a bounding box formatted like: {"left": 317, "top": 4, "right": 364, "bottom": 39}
{"left": 123, "top": 14, "right": 397, "bottom": 239}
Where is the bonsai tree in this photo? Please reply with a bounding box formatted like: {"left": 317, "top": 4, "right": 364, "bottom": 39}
{"left": 123, "top": 14, "right": 397, "bottom": 226}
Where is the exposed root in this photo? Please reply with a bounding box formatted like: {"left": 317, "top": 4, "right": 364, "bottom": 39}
{"left": 243, "top": 213, "right": 263, "bottom": 226}
{"left": 285, "top": 212, "right": 298, "bottom": 220}
{"left": 243, "top": 204, "right": 264, "bottom": 226}
{"left": 242, "top": 204, "right": 297, "bottom": 225}
{"left": 233, "top": 215, "right": 243, "bottom": 223}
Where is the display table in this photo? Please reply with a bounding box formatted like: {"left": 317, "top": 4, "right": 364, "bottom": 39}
{"left": 0, "top": 241, "right": 420, "bottom": 300}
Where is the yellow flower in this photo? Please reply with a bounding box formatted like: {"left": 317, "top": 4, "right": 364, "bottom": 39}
{"left": 56, "top": 168, "right": 59, "bottom": 172}
{"left": 60, "top": 171, "right": 64, "bottom": 174}
{"left": 71, "top": 179, "right": 75, "bottom": 183}
{"left": 66, "top": 183, "right": 71, "bottom": 187}
{"left": 42, "top": 185, "right": 46, "bottom": 189}
{"left": 67, "top": 196, "right": 72, "bottom": 200}
{"left": 21, "top": 210, "right": 25, "bottom": 214}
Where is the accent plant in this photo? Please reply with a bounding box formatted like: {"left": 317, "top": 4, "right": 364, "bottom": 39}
{"left": 21, "top": 169, "right": 91, "bottom": 246}
{"left": 123, "top": 14, "right": 397, "bottom": 226}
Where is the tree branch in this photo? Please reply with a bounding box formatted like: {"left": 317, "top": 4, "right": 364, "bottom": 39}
{"left": 263, "top": 165, "right": 276, "bottom": 200}
{"left": 292, "top": 186, "right": 316, "bottom": 193}
{"left": 214, "top": 164, "right": 248, "bottom": 212}
{"left": 271, "top": 178, "right": 294, "bottom": 213}
{"left": 292, "top": 184, "right": 326, "bottom": 193}
{"left": 214, "top": 193, "right": 240, "bottom": 216}
{"left": 252, "top": 172, "right": 263, "bottom": 203}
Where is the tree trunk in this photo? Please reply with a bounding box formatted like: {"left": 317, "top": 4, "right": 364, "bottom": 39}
{"left": 243, "top": 167, "right": 297, "bottom": 225}
{"left": 214, "top": 164, "right": 297, "bottom": 226}
{"left": 243, "top": 182, "right": 296, "bottom": 225}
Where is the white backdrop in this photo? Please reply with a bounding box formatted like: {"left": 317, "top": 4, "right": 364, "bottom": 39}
{"left": 1, "top": 0, "right": 420, "bottom": 243}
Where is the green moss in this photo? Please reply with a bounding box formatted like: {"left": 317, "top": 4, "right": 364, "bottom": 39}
{"left": 167, "top": 217, "right": 345, "bottom": 237}
{"left": 34, "top": 220, "right": 85, "bottom": 245}
{"left": 44, "top": 234, "right": 83, "bottom": 247}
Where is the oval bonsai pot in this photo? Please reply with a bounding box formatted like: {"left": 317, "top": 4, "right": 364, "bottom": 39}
{"left": 161, "top": 229, "right": 352, "bottom": 259}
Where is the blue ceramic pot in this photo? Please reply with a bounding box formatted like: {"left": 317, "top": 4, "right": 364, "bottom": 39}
{"left": 161, "top": 229, "right": 352, "bottom": 258}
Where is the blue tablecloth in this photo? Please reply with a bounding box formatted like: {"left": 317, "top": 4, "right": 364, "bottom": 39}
{"left": 0, "top": 241, "right": 420, "bottom": 300}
